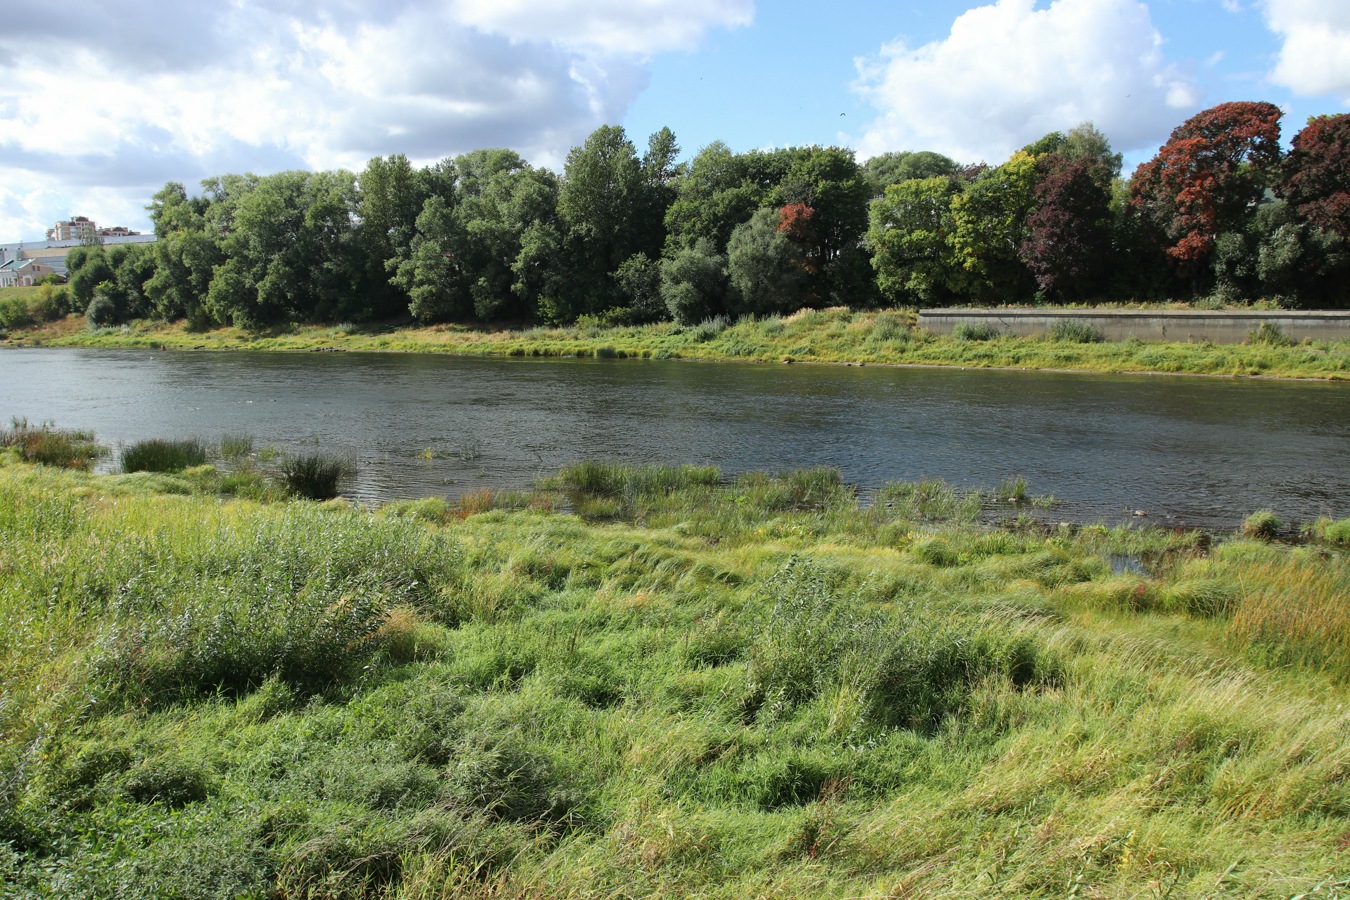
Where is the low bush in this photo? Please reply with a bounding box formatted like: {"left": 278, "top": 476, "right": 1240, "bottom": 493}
{"left": 1049, "top": 319, "right": 1104, "bottom": 343}
{"left": 1248, "top": 321, "right": 1293, "bottom": 347}
{"left": 951, "top": 321, "right": 1002, "bottom": 341}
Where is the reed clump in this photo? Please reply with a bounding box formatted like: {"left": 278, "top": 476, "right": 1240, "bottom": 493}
{"left": 278, "top": 451, "right": 356, "bottom": 500}
{"left": 120, "top": 437, "right": 209, "bottom": 473}
{"left": 0, "top": 417, "right": 103, "bottom": 469}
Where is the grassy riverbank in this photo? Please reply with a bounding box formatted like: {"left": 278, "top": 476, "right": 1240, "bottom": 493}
{"left": 5, "top": 306, "right": 1348, "bottom": 380}
{"left": 3, "top": 449, "right": 1349, "bottom": 897}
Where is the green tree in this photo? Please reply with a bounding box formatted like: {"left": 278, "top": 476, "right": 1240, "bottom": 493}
{"left": 664, "top": 141, "right": 762, "bottom": 252}
{"left": 66, "top": 245, "right": 113, "bottom": 312}
{"left": 726, "top": 208, "right": 807, "bottom": 317}
{"left": 206, "top": 170, "right": 365, "bottom": 327}
{"left": 866, "top": 175, "right": 964, "bottom": 306}
{"left": 863, "top": 151, "right": 959, "bottom": 196}
{"left": 660, "top": 238, "right": 728, "bottom": 324}
{"left": 949, "top": 151, "right": 1038, "bottom": 303}
{"left": 554, "top": 125, "right": 656, "bottom": 321}
{"left": 358, "top": 154, "right": 429, "bottom": 317}
{"left": 1060, "top": 122, "right": 1123, "bottom": 192}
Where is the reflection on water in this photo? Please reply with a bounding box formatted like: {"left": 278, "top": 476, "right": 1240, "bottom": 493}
{"left": 3, "top": 347, "right": 1346, "bottom": 528}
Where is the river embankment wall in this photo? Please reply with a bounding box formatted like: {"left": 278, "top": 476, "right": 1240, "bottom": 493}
{"left": 918, "top": 308, "right": 1350, "bottom": 344}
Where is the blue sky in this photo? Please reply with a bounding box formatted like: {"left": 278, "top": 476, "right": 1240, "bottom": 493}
{"left": 1, "top": 0, "right": 1346, "bottom": 242}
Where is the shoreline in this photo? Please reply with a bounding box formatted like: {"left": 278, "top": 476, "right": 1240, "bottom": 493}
{"left": 3, "top": 306, "right": 1348, "bottom": 381}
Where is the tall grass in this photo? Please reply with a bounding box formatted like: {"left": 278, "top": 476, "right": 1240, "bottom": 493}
{"left": 0, "top": 417, "right": 103, "bottom": 469}
{"left": 1049, "top": 319, "right": 1105, "bottom": 343}
{"left": 120, "top": 437, "right": 209, "bottom": 473}
{"left": 1, "top": 459, "right": 1348, "bottom": 898}
{"left": 278, "top": 451, "right": 356, "bottom": 500}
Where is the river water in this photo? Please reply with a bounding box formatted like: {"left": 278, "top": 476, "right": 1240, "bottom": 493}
{"left": 2, "top": 347, "right": 1346, "bottom": 528}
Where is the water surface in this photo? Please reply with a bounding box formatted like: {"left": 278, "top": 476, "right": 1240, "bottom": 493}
{"left": 3, "top": 348, "right": 1346, "bottom": 528}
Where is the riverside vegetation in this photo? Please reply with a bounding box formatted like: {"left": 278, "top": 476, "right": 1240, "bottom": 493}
{"left": 2, "top": 429, "right": 1350, "bottom": 897}
{"left": 7, "top": 303, "right": 1348, "bottom": 381}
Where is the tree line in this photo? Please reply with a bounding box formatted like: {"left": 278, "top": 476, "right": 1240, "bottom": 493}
{"left": 70, "top": 103, "right": 1350, "bottom": 330}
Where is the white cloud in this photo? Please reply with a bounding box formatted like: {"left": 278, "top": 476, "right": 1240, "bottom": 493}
{"left": 0, "top": 0, "right": 749, "bottom": 241}
{"left": 1264, "top": 0, "right": 1350, "bottom": 101}
{"left": 852, "top": 0, "right": 1201, "bottom": 165}
{"left": 448, "top": 0, "right": 753, "bottom": 55}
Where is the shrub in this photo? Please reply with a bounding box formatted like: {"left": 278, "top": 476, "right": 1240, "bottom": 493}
{"left": 864, "top": 626, "right": 1054, "bottom": 732}
{"left": 279, "top": 452, "right": 356, "bottom": 500}
{"left": 85, "top": 292, "right": 118, "bottom": 329}
{"left": 121, "top": 438, "right": 209, "bottom": 473}
{"left": 1248, "top": 321, "right": 1293, "bottom": 346}
{"left": 951, "top": 321, "right": 1002, "bottom": 341}
{"left": 688, "top": 315, "right": 730, "bottom": 341}
{"left": 1049, "top": 319, "right": 1104, "bottom": 343}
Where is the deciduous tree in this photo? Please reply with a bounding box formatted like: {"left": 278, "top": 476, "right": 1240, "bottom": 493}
{"left": 866, "top": 175, "right": 964, "bottom": 306}
{"left": 1019, "top": 157, "right": 1112, "bottom": 300}
{"left": 1280, "top": 113, "right": 1350, "bottom": 239}
{"left": 1130, "top": 101, "right": 1283, "bottom": 274}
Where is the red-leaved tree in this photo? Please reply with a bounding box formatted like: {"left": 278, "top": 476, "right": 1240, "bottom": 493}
{"left": 1280, "top": 113, "right": 1350, "bottom": 238}
{"left": 1019, "top": 157, "right": 1112, "bottom": 300}
{"left": 1130, "top": 101, "right": 1283, "bottom": 270}
{"left": 777, "top": 203, "right": 819, "bottom": 273}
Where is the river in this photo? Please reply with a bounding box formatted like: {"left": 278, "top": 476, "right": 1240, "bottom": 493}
{"left": 2, "top": 347, "right": 1346, "bottom": 528}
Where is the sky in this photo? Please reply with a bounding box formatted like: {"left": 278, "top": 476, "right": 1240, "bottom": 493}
{"left": 1, "top": 0, "right": 1347, "bottom": 243}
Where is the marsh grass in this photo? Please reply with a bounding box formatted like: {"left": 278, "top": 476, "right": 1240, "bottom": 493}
{"left": 120, "top": 437, "right": 209, "bottom": 473}
{"left": 2, "top": 459, "right": 1348, "bottom": 898}
{"left": 1242, "top": 509, "right": 1282, "bottom": 540}
{"left": 218, "top": 433, "right": 254, "bottom": 462}
{"left": 278, "top": 451, "right": 356, "bottom": 500}
{"left": 0, "top": 417, "right": 103, "bottom": 469}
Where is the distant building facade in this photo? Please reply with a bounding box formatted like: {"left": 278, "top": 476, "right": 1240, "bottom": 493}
{"left": 44, "top": 217, "right": 142, "bottom": 242}
{"left": 48, "top": 217, "right": 97, "bottom": 242}
{"left": 0, "top": 258, "right": 61, "bottom": 287}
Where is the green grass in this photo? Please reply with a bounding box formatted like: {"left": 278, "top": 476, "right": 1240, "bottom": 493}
{"left": 0, "top": 417, "right": 103, "bottom": 469}
{"left": 11, "top": 306, "right": 1349, "bottom": 380}
{"left": 278, "top": 451, "right": 356, "bottom": 500}
{"left": 120, "top": 437, "right": 209, "bottom": 473}
{"left": 1, "top": 457, "right": 1348, "bottom": 897}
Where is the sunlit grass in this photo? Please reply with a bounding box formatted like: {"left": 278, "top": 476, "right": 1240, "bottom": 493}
{"left": 0, "top": 458, "right": 1347, "bottom": 897}
{"left": 14, "top": 306, "right": 1348, "bottom": 380}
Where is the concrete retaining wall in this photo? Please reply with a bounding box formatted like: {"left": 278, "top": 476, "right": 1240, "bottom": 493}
{"left": 917, "top": 308, "right": 1350, "bottom": 344}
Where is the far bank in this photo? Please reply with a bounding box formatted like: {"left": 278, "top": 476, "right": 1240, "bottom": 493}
{"left": 4, "top": 306, "right": 1348, "bottom": 381}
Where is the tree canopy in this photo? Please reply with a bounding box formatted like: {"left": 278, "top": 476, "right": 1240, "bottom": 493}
{"left": 103, "top": 104, "right": 1350, "bottom": 333}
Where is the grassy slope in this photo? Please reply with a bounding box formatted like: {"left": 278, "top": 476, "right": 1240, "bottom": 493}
{"left": 6, "top": 307, "right": 1349, "bottom": 380}
{"left": 2, "top": 457, "right": 1349, "bottom": 898}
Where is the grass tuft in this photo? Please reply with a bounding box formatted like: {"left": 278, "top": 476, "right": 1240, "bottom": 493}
{"left": 0, "top": 417, "right": 103, "bottom": 469}
{"left": 121, "top": 438, "right": 209, "bottom": 473}
{"left": 278, "top": 451, "right": 356, "bottom": 500}
{"left": 1242, "top": 509, "right": 1282, "bottom": 541}
{"left": 1050, "top": 319, "right": 1105, "bottom": 343}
